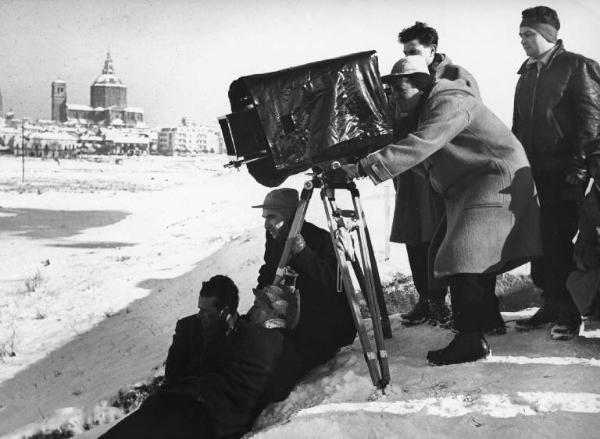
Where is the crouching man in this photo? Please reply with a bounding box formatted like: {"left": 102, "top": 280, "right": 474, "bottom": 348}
{"left": 100, "top": 275, "right": 298, "bottom": 439}
{"left": 253, "top": 188, "right": 357, "bottom": 375}
{"left": 343, "top": 55, "right": 542, "bottom": 365}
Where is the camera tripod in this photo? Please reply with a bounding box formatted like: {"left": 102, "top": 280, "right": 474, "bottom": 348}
{"left": 273, "top": 162, "right": 392, "bottom": 391}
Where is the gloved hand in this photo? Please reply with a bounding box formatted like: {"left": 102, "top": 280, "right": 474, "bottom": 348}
{"left": 565, "top": 167, "right": 589, "bottom": 185}
{"left": 341, "top": 163, "right": 361, "bottom": 179}
{"left": 290, "top": 233, "right": 306, "bottom": 256}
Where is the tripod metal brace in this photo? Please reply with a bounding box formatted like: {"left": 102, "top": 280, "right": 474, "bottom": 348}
{"left": 272, "top": 164, "right": 392, "bottom": 391}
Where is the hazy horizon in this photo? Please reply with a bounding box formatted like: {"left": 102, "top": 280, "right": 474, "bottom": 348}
{"left": 1, "top": 0, "right": 599, "bottom": 127}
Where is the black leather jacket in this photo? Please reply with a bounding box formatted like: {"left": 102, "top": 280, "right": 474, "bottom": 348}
{"left": 512, "top": 41, "right": 600, "bottom": 175}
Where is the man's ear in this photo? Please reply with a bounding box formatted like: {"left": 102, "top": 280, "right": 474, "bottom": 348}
{"left": 220, "top": 306, "right": 231, "bottom": 321}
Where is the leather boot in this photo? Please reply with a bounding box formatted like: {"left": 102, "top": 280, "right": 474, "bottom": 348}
{"left": 427, "top": 332, "right": 490, "bottom": 366}
{"left": 400, "top": 299, "right": 429, "bottom": 326}
{"left": 515, "top": 298, "right": 558, "bottom": 331}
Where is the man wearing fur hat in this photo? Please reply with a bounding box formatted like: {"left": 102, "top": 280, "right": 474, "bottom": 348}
{"left": 253, "top": 188, "right": 357, "bottom": 375}
{"left": 512, "top": 6, "right": 600, "bottom": 340}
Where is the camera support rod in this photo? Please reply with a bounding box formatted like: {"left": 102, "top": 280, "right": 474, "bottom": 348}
{"left": 273, "top": 163, "right": 392, "bottom": 391}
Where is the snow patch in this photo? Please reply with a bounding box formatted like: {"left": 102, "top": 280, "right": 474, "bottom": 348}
{"left": 293, "top": 392, "right": 600, "bottom": 419}
{"left": 485, "top": 356, "right": 600, "bottom": 367}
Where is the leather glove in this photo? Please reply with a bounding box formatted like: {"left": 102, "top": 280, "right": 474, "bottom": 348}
{"left": 290, "top": 234, "right": 306, "bottom": 256}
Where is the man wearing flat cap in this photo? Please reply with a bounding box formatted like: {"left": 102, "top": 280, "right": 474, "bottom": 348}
{"left": 253, "top": 188, "right": 356, "bottom": 375}
{"left": 343, "top": 55, "right": 542, "bottom": 365}
{"left": 512, "top": 6, "right": 600, "bottom": 340}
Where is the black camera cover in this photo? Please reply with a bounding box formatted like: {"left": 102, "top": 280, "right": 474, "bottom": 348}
{"left": 224, "top": 51, "right": 393, "bottom": 186}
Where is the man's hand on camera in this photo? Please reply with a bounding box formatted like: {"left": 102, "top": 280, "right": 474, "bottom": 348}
{"left": 290, "top": 234, "right": 306, "bottom": 256}
{"left": 341, "top": 163, "right": 365, "bottom": 179}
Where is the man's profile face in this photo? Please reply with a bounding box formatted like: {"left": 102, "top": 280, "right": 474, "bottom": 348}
{"left": 197, "top": 295, "right": 222, "bottom": 328}
{"left": 403, "top": 40, "right": 435, "bottom": 66}
{"left": 519, "top": 26, "right": 548, "bottom": 57}
{"left": 263, "top": 209, "right": 288, "bottom": 240}
{"left": 391, "top": 77, "right": 421, "bottom": 112}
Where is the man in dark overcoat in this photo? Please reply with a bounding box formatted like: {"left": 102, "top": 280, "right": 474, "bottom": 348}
{"left": 254, "top": 188, "right": 357, "bottom": 375}
{"left": 512, "top": 5, "right": 600, "bottom": 340}
{"left": 100, "top": 276, "right": 298, "bottom": 439}
{"left": 343, "top": 55, "right": 542, "bottom": 365}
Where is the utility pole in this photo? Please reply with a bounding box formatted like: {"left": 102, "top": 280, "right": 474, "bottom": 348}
{"left": 21, "top": 119, "right": 25, "bottom": 183}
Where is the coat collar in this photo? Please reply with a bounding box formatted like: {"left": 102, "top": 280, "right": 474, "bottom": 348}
{"left": 430, "top": 53, "right": 451, "bottom": 77}
{"left": 517, "top": 40, "right": 565, "bottom": 74}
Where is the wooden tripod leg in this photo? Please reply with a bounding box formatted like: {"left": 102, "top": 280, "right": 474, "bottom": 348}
{"left": 273, "top": 181, "right": 314, "bottom": 284}
{"left": 350, "top": 189, "right": 390, "bottom": 387}
{"left": 364, "top": 225, "right": 392, "bottom": 339}
{"left": 321, "top": 193, "right": 382, "bottom": 388}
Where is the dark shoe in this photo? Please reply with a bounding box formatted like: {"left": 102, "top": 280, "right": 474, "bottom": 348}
{"left": 582, "top": 315, "right": 600, "bottom": 332}
{"left": 515, "top": 299, "right": 558, "bottom": 331}
{"left": 550, "top": 303, "right": 582, "bottom": 341}
{"left": 427, "top": 332, "right": 490, "bottom": 366}
{"left": 400, "top": 299, "right": 429, "bottom": 326}
{"left": 428, "top": 299, "right": 452, "bottom": 329}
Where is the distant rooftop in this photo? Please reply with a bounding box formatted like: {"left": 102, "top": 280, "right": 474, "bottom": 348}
{"left": 67, "top": 104, "right": 93, "bottom": 111}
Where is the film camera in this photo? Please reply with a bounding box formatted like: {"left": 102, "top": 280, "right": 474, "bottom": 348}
{"left": 219, "top": 51, "right": 393, "bottom": 187}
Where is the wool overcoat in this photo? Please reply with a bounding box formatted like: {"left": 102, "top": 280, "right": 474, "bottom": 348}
{"left": 360, "top": 79, "right": 543, "bottom": 279}
{"left": 390, "top": 54, "right": 479, "bottom": 246}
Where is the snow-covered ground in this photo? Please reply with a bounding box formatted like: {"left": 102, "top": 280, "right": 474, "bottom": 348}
{"left": 0, "top": 155, "right": 405, "bottom": 386}
{"left": 0, "top": 154, "right": 406, "bottom": 436}
{"left": 2, "top": 154, "right": 595, "bottom": 439}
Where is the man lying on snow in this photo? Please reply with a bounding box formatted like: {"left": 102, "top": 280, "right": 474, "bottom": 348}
{"left": 100, "top": 275, "right": 301, "bottom": 439}
{"left": 254, "top": 188, "right": 358, "bottom": 375}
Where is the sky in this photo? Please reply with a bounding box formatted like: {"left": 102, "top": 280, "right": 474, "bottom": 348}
{"left": 1, "top": 0, "right": 599, "bottom": 127}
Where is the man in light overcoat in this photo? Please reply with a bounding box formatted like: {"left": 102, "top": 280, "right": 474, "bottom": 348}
{"left": 344, "top": 55, "right": 542, "bottom": 365}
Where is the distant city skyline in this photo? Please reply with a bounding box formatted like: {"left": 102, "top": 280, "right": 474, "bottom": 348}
{"left": 1, "top": 0, "right": 599, "bottom": 127}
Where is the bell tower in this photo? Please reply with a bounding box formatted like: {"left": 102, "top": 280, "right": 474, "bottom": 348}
{"left": 51, "top": 80, "right": 67, "bottom": 122}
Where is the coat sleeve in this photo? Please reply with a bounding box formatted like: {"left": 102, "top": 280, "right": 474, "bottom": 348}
{"left": 256, "top": 231, "right": 276, "bottom": 289}
{"left": 570, "top": 58, "right": 600, "bottom": 168}
{"left": 289, "top": 232, "right": 337, "bottom": 292}
{"left": 164, "top": 320, "right": 190, "bottom": 387}
{"left": 574, "top": 202, "right": 600, "bottom": 270}
{"left": 359, "top": 92, "right": 472, "bottom": 184}
{"left": 512, "top": 80, "right": 521, "bottom": 137}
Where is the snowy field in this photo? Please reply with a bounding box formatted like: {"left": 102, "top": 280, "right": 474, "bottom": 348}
{"left": 0, "top": 154, "right": 403, "bottom": 436}
{"left": 2, "top": 154, "right": 599, "bottom": 439}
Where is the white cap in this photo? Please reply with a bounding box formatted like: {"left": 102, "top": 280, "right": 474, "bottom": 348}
{"left": 381, "top": 55, "right": 430, "bottom": 83}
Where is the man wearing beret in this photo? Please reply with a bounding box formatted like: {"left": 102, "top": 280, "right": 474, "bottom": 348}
{"left": 253, "top": 188, "right": 357, "bottom": 375}
{"left": 512, "top": 6, "right": 600, "bottom": 340}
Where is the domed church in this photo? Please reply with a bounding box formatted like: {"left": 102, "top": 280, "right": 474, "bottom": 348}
{"left": 51, "top": 52, "right": 144, "bottom": 126}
